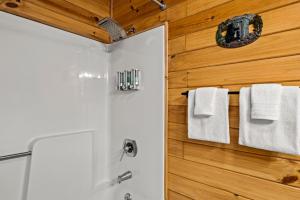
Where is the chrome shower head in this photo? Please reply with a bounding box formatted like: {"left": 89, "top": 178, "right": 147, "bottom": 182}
{"left": 97, "top": 17, "right": 127, "bottom": 42}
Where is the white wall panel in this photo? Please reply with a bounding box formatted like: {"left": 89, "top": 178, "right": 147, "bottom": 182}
{"left": 0, "top": 12, "right": 110, "bottom": 200}
{"left": 0, "top": 11, "right": 165, "bottom": 200}
{"left": 109, "top": 26, "right": 165, "bottom": 200}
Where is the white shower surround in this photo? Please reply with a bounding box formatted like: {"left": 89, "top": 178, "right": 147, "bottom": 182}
{"left": 0, "top": 12, "right": 165, "bottom": 200}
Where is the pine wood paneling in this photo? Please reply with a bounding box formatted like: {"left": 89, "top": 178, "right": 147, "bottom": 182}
{"left": 169, "top": 0, "right": 299, "bottom": 39}
{"left": 169, "top": 156, "right": 300, "bottom": 200}
{"left": 169, "top": 71, "right": 187, "bottom": 88}
{"left": 168, "top": 88, "right": 188, "bottom": 106}
{"left": 169, "top": 123, "right": 300, "bottom": 161}
{"left": 168, "top": 122, "right": 187, "bottom": 141}
{"left": 0, "top": 0, "right": 110, "bottom": 42}
{"left": 168, "top": 173, "right": 249, "bottom": 200}
{"left": 128, "top": 11, "right": 167, "bottom": 33}
{"left": 170, "top": 29, "right": 300, "bottom": 71}
{"left": 169, "top": 36, "right": 186, "bottom": 55}
{"left": 187, "top": 0, "right": 232, "bottom": 16}
{"left": 65, "top": 0, "right": 110, "bottom": 17}
{"left": 168, "top": 105, "right": 186, "bottom": 124}
{"left": 184, "top": 142, "right": 300, "bottom": 187}
{"left": 185, "top": 2, "right": 300, "bottom": 52}
{"left": 113, "top": 0, "right": 183, "bottom": 26}
{"left": 229, "top": 106, "right": 239, "bottom": 129}
{"left": 185, "top": 27, "right": 216, "bottom": 51}
{"left": 168, "top": 190, "right": 192, "bottom": 200}
{"left": 166, "top": 1, "right": 187, "bottom": 22}
{"left": 168, "top": 139, "right": 184, "bottom": 158}
{"left": 25, "top": 0, "right": 106, "bottom": 27}
{"left": 188, "top": 55, "right": 300, "bottom": 87}
{"left": 168, "top": 105, "right": 239, "bottom": 129}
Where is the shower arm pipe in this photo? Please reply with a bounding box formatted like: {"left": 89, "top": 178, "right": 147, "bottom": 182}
{"left": 0, "top": 151, "right": 32, "bottom": 161}
{"left": 151, "top": 0, "right": 167, "bottom": 10}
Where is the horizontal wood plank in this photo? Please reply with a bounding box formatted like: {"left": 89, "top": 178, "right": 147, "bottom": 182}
{"left": 187, "top": 0, "right": 232, "bottom": 16}
{"left": 169, "top": 71, "right": 188, "bottom": 88}
{"left": 168, "top": 122, "right": 187, "bottom": 141}
{"left": 169, "top": 36, "right": 186, "bottom": 55}
{"left": 168, "top": 173, "right": 249, "bottom": 200}
{"left": 169, "top": 0, "right": 299, "bottom": 39}
{"left": 168, "top": 105, "right": 238, "bottom": 128}
{"left": 128, "top": 11, "right": 166, "bottom": 33}
{"left": 184, "top": 142, "right": 300, "bottom": 187}
{"left": 170, "top": 29, "right": 300, "bottom": 71}
{"left": 166, "top": 1, "right": 187, "bottom": 22}
{"left": 169, "top": 156, "right": 300, "bottom": 200}
{"left": 168, "top": 189, "right": 192, "bottom": 200}
{"left": 168, "top": 88, "right": 188, "bottom": 106}
{"left": 0, "top": 0, "right": 110, "bottom": 42}
{"left": 63, "top": 0, "right": 110, "bottom": 17}
{"left": 185, "top": 3, "right": 300, "bottom": 51}
{"left": 187, "top": 55, "right": 300, "bottom": 87}
{"left": 168, "top": 139, "right": 184, "bottom": 158}
{"left": 26, "top": 0, "right": 107, "bottom": 27}
{"left": 185, "top": 27, "right": 216, "bottom": 51}
{"left": 168, "top": 105, "right": 186, "bottom": 124}
{"left": 168, "top": 123, "right": 300, "bottom": 161}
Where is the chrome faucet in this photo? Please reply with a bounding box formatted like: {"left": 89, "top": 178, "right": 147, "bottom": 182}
{"left": 118, "top": 171, "right": 132, "bottom": 184}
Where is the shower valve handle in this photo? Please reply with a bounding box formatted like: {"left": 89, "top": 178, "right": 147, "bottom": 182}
{"left": 120, "top": 139, "right": 137, "bottom": 161}
{"left": 120, "top": 143, "right": 133, "bottom": 161}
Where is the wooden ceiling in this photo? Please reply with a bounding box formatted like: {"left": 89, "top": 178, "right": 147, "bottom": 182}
{"left": 113, "top": 0, "right": 180, "bottom": 26}
{"left": 0, "top": 0, "right": 111, "bottom": 42}
{"left": 0, "top": 0, "right": 175, "bottom": 43}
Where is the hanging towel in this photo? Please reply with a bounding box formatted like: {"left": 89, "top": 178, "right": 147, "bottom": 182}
{"left": 194, "top": 87, "right": 217, "bottom": 116}
{"left": 251, "top": 84, "right": 282, "bottom": 120}
{"left": 188, "top": 88, "right": 230, "bottom": 144}
{"left": 239, "top": 86, "right": 300, "bottom": 155}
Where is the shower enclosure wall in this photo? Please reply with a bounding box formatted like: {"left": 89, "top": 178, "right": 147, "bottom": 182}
{"left": 0, "top": 12, "right": 165, "bottom": 200}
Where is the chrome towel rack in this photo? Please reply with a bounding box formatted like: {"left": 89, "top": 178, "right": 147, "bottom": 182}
{"left": 0, "top": 151, "right": 32, "bottom": 161}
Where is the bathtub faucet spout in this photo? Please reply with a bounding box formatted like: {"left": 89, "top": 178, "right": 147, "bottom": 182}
{"left": 117, "top": 171, "right": 132, "bottom": 184}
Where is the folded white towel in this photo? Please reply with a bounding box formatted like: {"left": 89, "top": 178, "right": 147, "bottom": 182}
{"left": 239, "top": 86, "right": 300, "bottom": 155}
{"left": 194, "top": 87, "right": 217, "bottom": 116}
{"left": 251, "top": 84, "right": 282, "bottom": 120}
{"left": 188, "top": 88, "right": 229, "bottom": 144}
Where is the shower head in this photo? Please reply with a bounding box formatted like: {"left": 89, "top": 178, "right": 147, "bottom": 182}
{"left": 97, "top": 17, "right": 127, "bottom": 42}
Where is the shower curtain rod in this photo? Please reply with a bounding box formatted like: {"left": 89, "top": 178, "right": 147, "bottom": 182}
{"left": 0, "top": 151, "right": 32, "bottom": 161}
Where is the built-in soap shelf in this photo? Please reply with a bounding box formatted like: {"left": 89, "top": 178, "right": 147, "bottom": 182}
{"left": 117, "top": 69, "right": 141, "bottom": 91}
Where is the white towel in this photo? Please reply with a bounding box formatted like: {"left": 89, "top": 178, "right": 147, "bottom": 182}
{"left": 194, "top": 87, "right": 217, "bottom": 116}
{"left": 239, "top": 87, "right": 300, "bottom": 155}
{"left": 188, "top": 88, "right": 229, "bottom": 144}
{"left": 251, "top": 84, "right": 282, "bottom": 120}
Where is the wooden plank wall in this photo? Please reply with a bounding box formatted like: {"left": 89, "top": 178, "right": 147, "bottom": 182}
{"left": 0, "top": 0, "right": 110, "bottom": 42}
{"left": 113, "top": 0, "right": 300, "bottom": 199}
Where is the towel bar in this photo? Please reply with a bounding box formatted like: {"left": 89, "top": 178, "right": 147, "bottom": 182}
{"left": 0, "top": 151, "right": 32, "bottom": 161}
{"left": 181, "top": 90, "right": 239, "bottom": 97}
{"left": 182, "top": 87, "right": 300, "bottom": 97}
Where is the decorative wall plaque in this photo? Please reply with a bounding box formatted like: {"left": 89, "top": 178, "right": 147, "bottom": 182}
{"left": 216, "top": 14, "right": 263, "bottom": 48}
